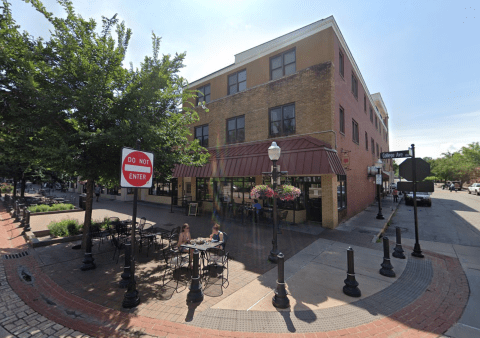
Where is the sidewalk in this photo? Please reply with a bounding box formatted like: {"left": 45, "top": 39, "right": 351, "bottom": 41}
{"left": 0, "top": 192, "right": 471, "bottom": 337}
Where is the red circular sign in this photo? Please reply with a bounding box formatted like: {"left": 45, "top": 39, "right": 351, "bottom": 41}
{"left": 122, "top": 151, "right": 153, "bottom": 187}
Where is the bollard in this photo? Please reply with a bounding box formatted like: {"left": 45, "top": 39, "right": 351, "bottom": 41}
{"left": 23, "top": 209, "right": 31, "bottom": 231}
{"left": 392, "top": 227, "right": 406, "bottom": 259}
{"left": 119, "top": 243, "right": 132, "bottom": 288}
{"left": 343, "top": 247, "right": 361, "bottom": 297}
{"left": 272, "top": 252, "right": 290, "bottom": 308}
{"left": 187, "top": 249, "right": 204, "bottom": 303}
{"left": 379, "top": 237, "right": 395, "bottom": 277}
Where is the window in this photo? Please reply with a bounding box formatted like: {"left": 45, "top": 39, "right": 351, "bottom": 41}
{"left": 379, "top": 126, "right": 381, "bottom": 135}
{"left": 196, "top": 84, "right": 210, "bottom": 105}
{"left": 270, "top": 49, "right": 296, "bottom": 80}
{"left": 371, "top": 138, "right": 375, "bottom": 154}
{"left": 352, "top": 119, "right": 359, "bottom": 144}
{"left": 376, "top": 143, "right": 379, "bottom": 157}
{"left": 375, "top": 115, "right": 378, "bottom": 130}
{"left": 149, "top": 180, "right": 173, "bottom": 196}
{"left": 339, "top": 50, "right": 344, "bottom": 77}
{"left": 370, "top": 107, "right": 373, "bottom": 123}
{"left": 195, "top": 124, "right": 209, "bottom": 147}
{"left": 365, "top": 132, "right": 368, "bottom": 151}
{"left": 228, "top": 69, "right": 246, "bottom": 95}
{"left": 339, "top": 106, "right": 345, "bottom": 134}
{"left": 186, "top": 182, "right": 191, "bottom": 194}
{"left": 227, "top": 115, "right": 245, "bottom": 144}
{"left": 270, "top": 103, "right": 295, "bottom": 136}
{"left": 351, "top": 72, "right": 358, "bottom": 98}
{"left": 196, "top": 177, "right": 211, "bottom": 201}
{"left": 364, "top": 95, "right": 367, "bottom": 113}
{"left": 337, "top": 175, "right": 347, "bottom": 210}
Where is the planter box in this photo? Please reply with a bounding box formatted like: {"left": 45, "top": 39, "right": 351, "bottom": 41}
{"left": 27, "top": 231, "right": 84, "bottom": 248}
{"left": 29, "top": 207, "right": 83, "bottom": 216}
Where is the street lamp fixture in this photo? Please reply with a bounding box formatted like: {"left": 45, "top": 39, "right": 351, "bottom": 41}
{"left": 374, "top": 159, "right": 384, "bottom": 220}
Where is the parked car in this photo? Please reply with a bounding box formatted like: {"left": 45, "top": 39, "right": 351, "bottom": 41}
{"left": 405, "top": 191, "right": 432, "bottom": 207}
{"left": 467, "top": 183, "right": 480, "bottom": 195}
{"left": 390, "top": 183, "right": 397, "bottom": 189}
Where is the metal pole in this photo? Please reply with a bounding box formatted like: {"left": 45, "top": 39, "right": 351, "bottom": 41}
{"left": 268, "top": 160, "right": 280, "bottom": 263}
{"left": 122, "top": 187, "right": 140, "bottom": 308}
{"left": 272, "top": 252, "right": 289, "bottom": 308}
{"left": 119, "top": 242, "right": 132, "bottom": 288}
{"left": 411, "top": 144, "right": 424, "bottom": 258}
{"left": 343, "top": 247, "right": 361, "bottom": 297}
{"left": 187, "top": 249, "right": 204, "bottom": 303}
{"left": 170, "top": 191, "right": 174, "bottom": 213}
{"left": 392, "top": 227, "right": 406, "bottom": 259}
{"left": 379, "top": 237, "right": 395, "bottom": 277}
{"left": 376, "top": 168, "right": 384, "bottom": 219}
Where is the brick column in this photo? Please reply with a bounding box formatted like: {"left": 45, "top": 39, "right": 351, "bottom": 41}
{"left": 321, "top": 174, "right": 338, "bottom": 229}
{"left": 255, "top": 175, "right": 263, "bottom": 186}
{"left": 191, "top": 178, "right": 197, "bottom": 201}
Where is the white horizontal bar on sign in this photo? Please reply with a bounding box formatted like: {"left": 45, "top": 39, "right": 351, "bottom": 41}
{"left": 124, "top": 164, "right": 151, "bottom": 173}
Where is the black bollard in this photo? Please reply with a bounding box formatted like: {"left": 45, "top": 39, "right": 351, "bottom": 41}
{"left": 392, "top": 227, "right": 406, "bottom": 259}
{"left": 379, "top": 237, "right": 395, "bottom": 277}
{"left": 80, "top": 227, "right": 96, "bottom": 271}
{"left": 23, "top": 209, "right": 31, "bottom": 231}
{"left": 187, "top": 249, "right": 204, "bottom": 303}
{"left": 343, "top": 247, "right": 361, "bottom": 297}
{"left": 272, "top": 252, "right": 290, "bottom": 308}
{"left": 119, "top": 242, "right": 132, "bottom": 288}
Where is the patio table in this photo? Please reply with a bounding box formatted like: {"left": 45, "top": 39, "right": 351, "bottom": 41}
{"left": 181, "top": 240, "right": 224, "bottom": 272}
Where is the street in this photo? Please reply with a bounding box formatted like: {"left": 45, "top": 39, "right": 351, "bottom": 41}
{"left": 385, "top": 186, "right": 480, "bottom": 247}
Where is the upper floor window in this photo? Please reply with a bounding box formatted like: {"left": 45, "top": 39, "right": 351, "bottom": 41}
{"left": 379, "top": 126, "right": 381, "bottom": 135}
{"left": 375, "top": 115, "right": 378, "bottom": 130}
{"left": 352, "top": 119, "right": 359, "bottom": 144}
{"left": 195, "top": 124, "right": 209, "bottom": 147}
{"left": 339, "top": 106, "right": 345, "bottom": 134}
{"left": 228, "top": 69, "right": 246, "bottom": 95}
{"left": 227, "top": 115, "right": 245, "bottom": 144}
{"left": 270, "top": 103, "right": 295, "bottom": 136}
{"left": 364, "top": 95, "right": 367, "bottom": 113}
{"left": 339, "top": 50, "right": 344, "bottom": 77}
{"left": 365, "top": 132, "right": 368, "bottom": 151}
{"left": 196, "top": 84, "right": 211, "bottom": 106}
{"left": 351, "top": 72, "right": 358, "bottom": 98}
{"left": 270, "top": 49, "right": 296, "bottom": 81}
{"left": 371, "top": 138, "right": 375, "bottom": 154}
{"left": 376, "top": 143, "right": 379, "bottom": 157}
{"left": 370, "top": 107, "right": 373, "bottom": 123}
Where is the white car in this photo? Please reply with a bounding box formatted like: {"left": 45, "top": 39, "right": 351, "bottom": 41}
{"left": 467, "top": 183, "right": 480, "bottom": 195}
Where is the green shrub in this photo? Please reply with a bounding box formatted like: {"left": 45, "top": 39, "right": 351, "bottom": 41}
{"left": 28, "top": 203, "right": 75, "bottom": 213}
{"left": 0, "top": 184, "right": 13, "bottom": 193}
{"left": 48, "top": 219, "right": 82, "bottom": 237}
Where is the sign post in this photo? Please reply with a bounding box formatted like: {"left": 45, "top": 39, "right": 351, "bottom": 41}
{"left": 120, "top": 148, "right": 154, "bottom": 308}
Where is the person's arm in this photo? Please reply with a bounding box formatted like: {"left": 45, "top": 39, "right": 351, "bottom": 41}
{"left": 219, "top": 232, "right": 224, "bottom": 242}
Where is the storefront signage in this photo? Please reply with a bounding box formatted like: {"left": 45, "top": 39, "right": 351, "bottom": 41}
{"left": 380, "top": 150, "right": 411, "bottom": 159}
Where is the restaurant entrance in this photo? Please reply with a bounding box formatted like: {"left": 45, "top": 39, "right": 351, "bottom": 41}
{"left": 305, "top": 179, "right": 322, "bottom": 223}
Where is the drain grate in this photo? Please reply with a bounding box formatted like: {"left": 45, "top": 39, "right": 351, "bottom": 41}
{"left": 4, "top": 251, "right": 29, "bottom": 259}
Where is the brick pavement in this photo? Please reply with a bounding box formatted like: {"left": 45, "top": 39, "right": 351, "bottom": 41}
{"left": 0, "top": 200, "right": 471, "bottom": 337}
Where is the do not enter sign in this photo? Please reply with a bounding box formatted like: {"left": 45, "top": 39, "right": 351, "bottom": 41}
{"left": 120, "top": 148, "right": 154, "bottom": 188}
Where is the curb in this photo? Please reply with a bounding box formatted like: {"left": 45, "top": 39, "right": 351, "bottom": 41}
{"left": 372, "top": 196, "right": 403, "bottom": 243}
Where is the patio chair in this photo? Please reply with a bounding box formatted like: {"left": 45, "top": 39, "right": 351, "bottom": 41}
{"left": 136, "top": 217, "right": 157, "bottom": 257}
{"left": 111, "top": 235, "right": 125, "bottom": 264}
{"left": 206, "top": 232, "right": 228, "bottom": 263}
{"left": 277, "top": 210, "right": 288, "bottom": 234}
{"left": 205, "top": 249, "right": 229, "bottom": 289}
{"left": 162, "top": 248, "right": 190, "bottom": 292}
{"left": 163, "top": 226, "right": 181, "bottom": 254}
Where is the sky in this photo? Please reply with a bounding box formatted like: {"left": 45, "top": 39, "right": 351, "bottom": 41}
{"left": 9, "top": 0, "right": 480, "bottom": 160}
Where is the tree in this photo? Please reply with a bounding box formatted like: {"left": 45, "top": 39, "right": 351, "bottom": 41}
{"left": 25, "top": 0, "right": 208, "bottom": 266}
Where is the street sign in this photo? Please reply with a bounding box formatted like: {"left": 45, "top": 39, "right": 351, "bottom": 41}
{"left": 380, "top": 150, "right": 411, "bottom": 160}
{"left": 397, "top": 181, "right": 434, "bottom": 192}
{"left": 399, "top": 158, "right": 430, "bottom": 182}
{"left": 375, "top": 174, "right": 382, "bottom": 185}
{"left": 120, "top": 148, "right": 154, "bottom": 188}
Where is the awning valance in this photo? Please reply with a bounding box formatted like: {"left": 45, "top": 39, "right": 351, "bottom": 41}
{"left": 173, "top": 136, "right": 346, "bottom": 178}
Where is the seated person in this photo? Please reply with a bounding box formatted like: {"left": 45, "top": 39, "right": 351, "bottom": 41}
{"left": 253, "top": 199, "right": 262, "bottom": 214}
{"left": 209, "top": 223, "right": 224, "bottom": 249}
{"left": 177, "top": 223, "right": 193, "bottom": 266}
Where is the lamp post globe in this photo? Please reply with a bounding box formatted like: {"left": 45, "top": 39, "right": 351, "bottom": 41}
{"left": 375, "top": 159, "right": 384, "bottom": 219}
{"left": 268, "top": 142, "right": 281, "bottom": 161}
{"left": 268, "top": 142, "right": 281, "bottom": 263}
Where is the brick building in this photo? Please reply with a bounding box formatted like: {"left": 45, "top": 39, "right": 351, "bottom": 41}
{"left": 166, "top": 16, "right": 392, "bottom": 228}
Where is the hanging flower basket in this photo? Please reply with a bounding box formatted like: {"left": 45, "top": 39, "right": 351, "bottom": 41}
{"left": 274, "top": 185, "right": 301, "bottom": 201}
{"left": 250, "top": 185, "right": 274, "bottom": 199}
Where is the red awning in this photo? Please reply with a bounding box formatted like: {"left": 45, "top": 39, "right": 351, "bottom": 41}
{"left": 173, "top": 136, "right": 346, "bottom": 178}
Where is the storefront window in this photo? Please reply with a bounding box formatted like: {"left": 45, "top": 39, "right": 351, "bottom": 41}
{"left": 149, "top": 179, "right": 173, "bottom": 196}
{"left": 337, "top": 175, "right": 347, "bottom": 210}
{"left": 261, "top": 176, "right": 306, "bottom": 210}
{"left": 211, "top": 177, "right": 256, "bottom": 205}
{"left": 196, "top": 178, "right": 212, "bottom": 201}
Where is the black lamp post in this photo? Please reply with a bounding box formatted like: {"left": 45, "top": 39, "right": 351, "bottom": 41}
{"left": 267, "top": 142, "right": 281, "bottom": 264}
{"left": 375, "top": 159, "right": 384, "bottom": 220}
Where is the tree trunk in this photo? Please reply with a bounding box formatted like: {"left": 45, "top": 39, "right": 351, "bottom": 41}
{"left": 20, "top": 177, "right": 26, "bottom": 198}
{"left": 13, "top": 178, "right": 17, "bottom": 205}
{"left": 81, "top": 179, "right": 94, "bottom": 249}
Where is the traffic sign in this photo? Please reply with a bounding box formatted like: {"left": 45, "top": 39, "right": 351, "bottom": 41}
{"left": 380, "top": 150, "right": 411, "bottom": 160}
{"left": 399, "top": 158, "right": 430, "bottom": 182}
{"left": 120, "top": 148, "right": 154, "bottom": 188}
{"left": 397, "top": 181, "right": 434, "bottom": 192}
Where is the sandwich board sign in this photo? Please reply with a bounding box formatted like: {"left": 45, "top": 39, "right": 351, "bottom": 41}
{"left": 120, "top": 148, "right": 154, "bottom": 188}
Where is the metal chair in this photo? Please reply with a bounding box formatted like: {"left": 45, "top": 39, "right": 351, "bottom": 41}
{"left": 162, "top": 248, "right": 190, "bottom": 292}
{"left": 136, "top": 217, "right": 157, "bottom": 256}
{"left": 111, "top": 235, "right": 125, "bottom": 264}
